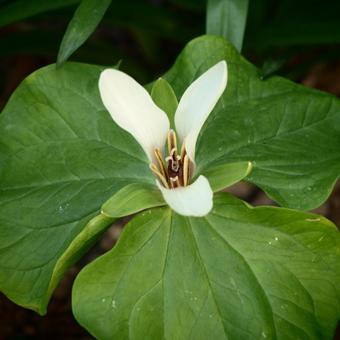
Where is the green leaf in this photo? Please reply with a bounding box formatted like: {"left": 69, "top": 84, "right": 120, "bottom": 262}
{"left": 102, "top": 183, "right": 165, "bottom": 218}
{"left": 57, "top": 0, "right": 111, "bottom": 65}
{"left": 260, "top": 58, "right": 286, "bottom": 79}
{"left": 203, "top": 161, "right": 252, "bottom": 192}
{"left": 0, "top": 62, "right": 153, "bottom": 313}
{"left": 206, "top": 0, "right": 249, "bottom": 51}
{"left": 0, "top": 0, "right": 80, "bottom": 28}
{"left": 46, "top": 212, "right": 115, "bottom": 309}
{"left": 72, "top": 193, "right": 340, "bottom": 339}
{"left": 151, "top": 78, "right": 178, "bottom": 129}
{"left": 164, "top": 35, "right": 340, "bottom": 210}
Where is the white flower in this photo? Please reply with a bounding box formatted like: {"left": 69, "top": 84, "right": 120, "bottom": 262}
{"left": 99, "top": 61, "right": 227, "bottom": 217}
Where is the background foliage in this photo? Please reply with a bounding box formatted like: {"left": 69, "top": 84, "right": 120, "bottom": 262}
{"left": 1, "top": 0, "right": 340, "bottom": 110}
{"left": 0, "top": 0, "right": 340, "bottom": 338}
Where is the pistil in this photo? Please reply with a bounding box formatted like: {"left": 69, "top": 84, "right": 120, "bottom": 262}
{"left": 150, "top": 130, "right": 191, "bottom": 189}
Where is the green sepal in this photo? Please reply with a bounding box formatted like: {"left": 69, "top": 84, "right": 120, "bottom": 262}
{"left": 101, "top": 183, "right": 165, "bottom": 218}
{"left": 203, "top": 161, "right": 252, "bottom": 192}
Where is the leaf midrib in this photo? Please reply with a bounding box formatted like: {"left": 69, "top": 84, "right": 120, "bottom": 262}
{"left": 185, "top": 217, "right": 230, "bottom": 339}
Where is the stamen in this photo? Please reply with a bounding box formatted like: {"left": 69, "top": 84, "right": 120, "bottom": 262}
{"left": 154, "top": 148, "right": 168, "bottom": 181}
{"left": 149, "top": 163, "right": 169, "bottom": 189}
{"left": 150, "top": 129, "right": 192, "bottom": 189}
{"left": 180, "top": 142, "right": 187, "bottom": 161}
{"left": 167, "top": 130, "right": 177, "bottom": 156}
{"left": 182, "top": 154, "right": 189, "bottom": 187}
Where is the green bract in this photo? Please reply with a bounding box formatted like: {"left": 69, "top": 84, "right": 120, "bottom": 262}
{"left": 0, "top": 35, "right": 340, "bottom": 339}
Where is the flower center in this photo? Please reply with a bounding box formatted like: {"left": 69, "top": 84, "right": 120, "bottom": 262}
{"left": 150, "top": 130, "right": 191, "bottom": 189}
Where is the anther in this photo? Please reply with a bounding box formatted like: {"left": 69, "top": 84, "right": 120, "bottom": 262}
{"left": 149, "top": 163, "right": 169, "bottom": 189}
{"left": 180, "top": 142, "right": 187, "bottom": 161}
{"left": 182, "top": 154, "right": 189, "bottom": 187}
{"left": 151, "top": 130, "right": 192, "bottom": 189}
{"left": 167, "top": 130, "right": 177, "bottom": 156}
{"left": 154, "top": 148, "right": 168, "bottom": 181}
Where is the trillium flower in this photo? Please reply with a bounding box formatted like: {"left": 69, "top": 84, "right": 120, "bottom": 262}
{"left": 99, "top": 61, "right": 227, "bottom": 217}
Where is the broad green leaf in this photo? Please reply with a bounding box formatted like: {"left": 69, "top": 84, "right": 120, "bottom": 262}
{"left": 0, "top": 0, "right": 80, "bottom": 27}
{"left": 164, "top": 35, "right": 340, "bottom": 210}
{"left": 46, "top": 213, "right": 114, "bottom": 309}
{"left": 206, "top": 0, "right": 249, "bottom": 52}
{"left": 57, "top": 0, "right": 111, "bottom": 65}
{"left": 151, "top": 78, "right": 178, "bottom": 129}
{"left": 72, "top": 193, "right": 340, "bottom": 339}
{"left": 203, "top": 161, "right": 252, "bottom": 192}
{"left": 261, "top": 58, "right": 286, "bottom": 79}
{"left": 0, "top": 62, "right": 153, "bottom": 313}
{"left": 102, "top": 183, "right": 165, "bottom": 218}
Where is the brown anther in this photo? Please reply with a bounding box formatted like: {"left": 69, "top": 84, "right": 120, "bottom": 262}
{"left": 180, "top": 142, "right": 187, "bottom": 160}
{"left": 167, "top": 130, "right": 177, "bottom": 155}
{"left": 149, "top": 163, "right": 169, "bottom": 189}
{"left": 182, "top": 154, "right": 189, "bottom": 187}
{"left": 154, "top": 148, "right": 168, "bottom": 181}
{"left": 151, "top": 130, "right": 192, "bottom": 189}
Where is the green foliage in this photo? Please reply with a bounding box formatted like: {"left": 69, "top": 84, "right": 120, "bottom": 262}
{"left": 1, "top": 0, "right": 340, "bottom": 88}
{"left": 0, "top": 62, "right": 153, "bottom": 313}
{"left": 203, "top": 161, "right": 252, "bottom": 192}
{"left": 206, "top": 0, "right": 249, "bottom": 51}
{"left": 0, "top": 30, "right": 340, "bottom": 339}
{"left": 164, "top": 36, "right": 340, "bottom": 210}
{"left": 57, "top": 0, "right": 112, "bottom": 65}
{"left": 102, "top": 183, "right": 165, "bottom": 218}
{"left": 151, "top": 78, "right": 178, "bottom": 130}
{"left": 73, "top": 193, "right": 340, "bottom": 339}
{"left": 0, "top": 0, "right": 79, "bottom": 27}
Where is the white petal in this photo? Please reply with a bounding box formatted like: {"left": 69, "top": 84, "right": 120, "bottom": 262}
{"left": 175, "top": 60, "right": 228, "bottom": 162}
{"left": 99, "top": 69, "right": 170, "bottom": 161}
{"left": 157, "top": 176, "right": 213, "bottom": 217}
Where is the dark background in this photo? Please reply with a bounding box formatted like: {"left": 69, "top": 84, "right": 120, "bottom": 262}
{"left": 0, "top": 0, "right": 339, "bottom": 338}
